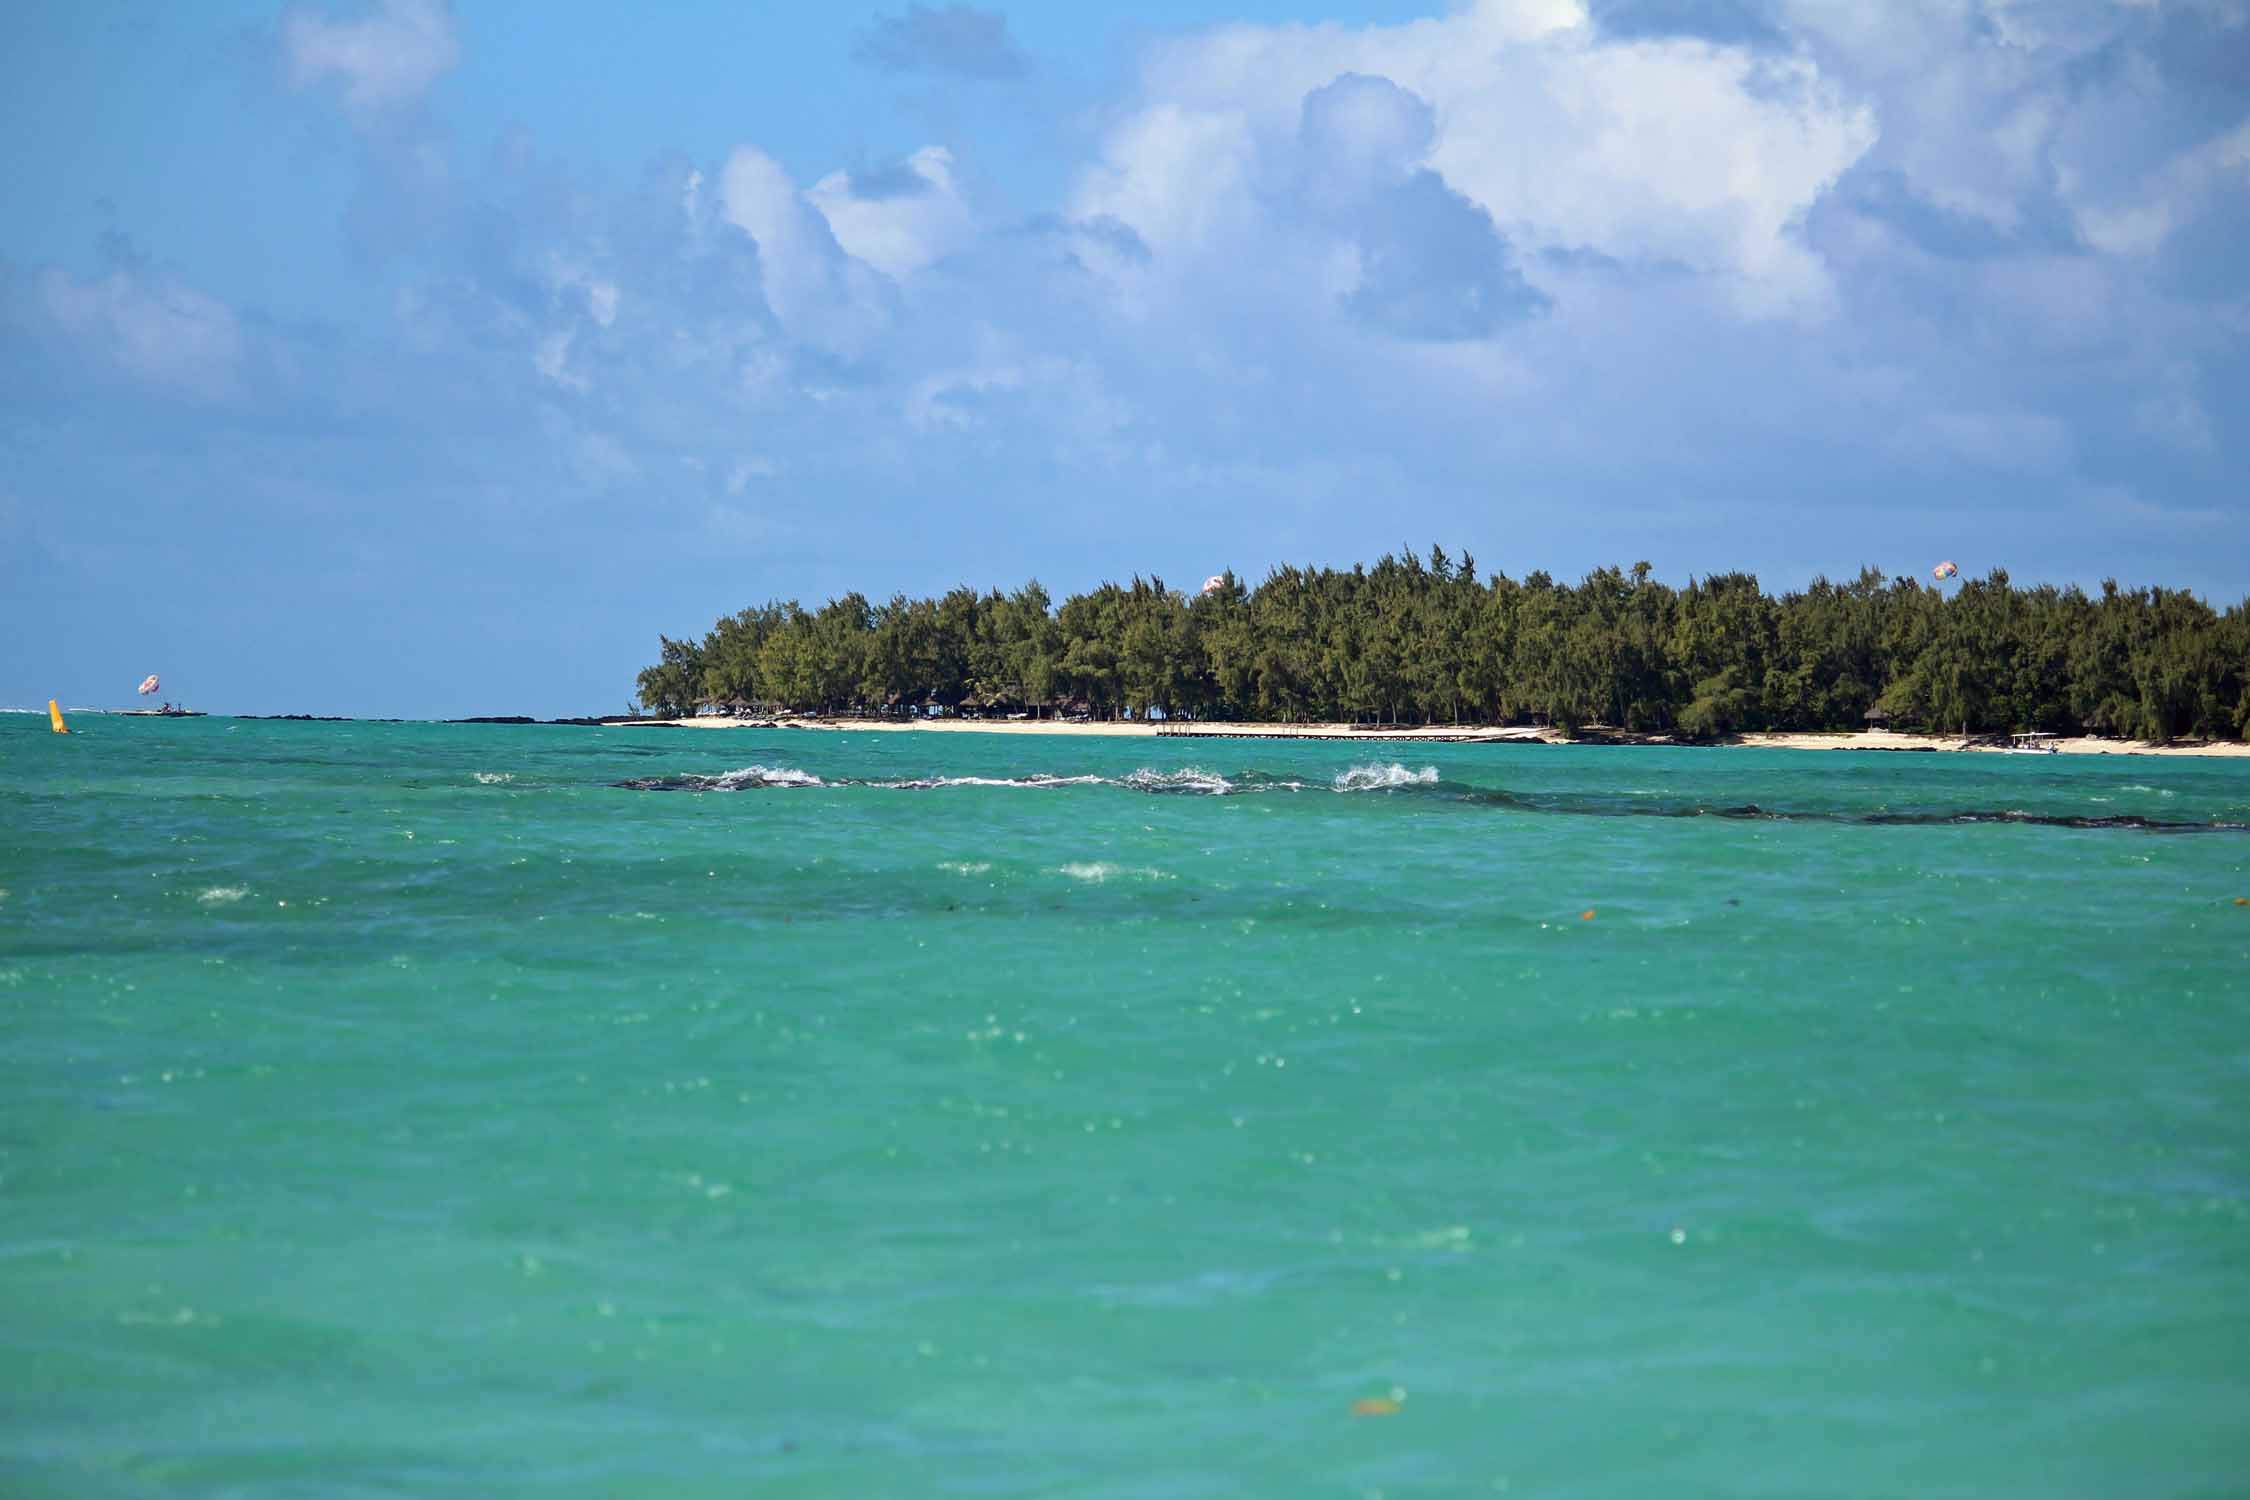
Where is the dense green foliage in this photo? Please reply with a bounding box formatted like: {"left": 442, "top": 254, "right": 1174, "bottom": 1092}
{"left": 638, "top": 552, "right": 2250, "bottom": 740}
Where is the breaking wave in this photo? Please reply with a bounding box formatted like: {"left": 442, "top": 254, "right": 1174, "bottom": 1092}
{"left": 616, "top": 765, "right": 826, "bottom": 791}
{"left": 197, "top": 886, "right": 249, "bottom": 904}
{"left": 613, "top": 762, "right": 1437, "bottom": 797}
{"left": 874, "top": 773, "right": 1106, "bottom": 791}
{"left": 1119, "top": 767, "right": 1238, "bottom": 795}
{"left": 608, "top": 762, "right": 2246, "bottom": 833}
{"left": 1057, "top": 862, "right": 1175, "bottom": 882}
{"left": 1334, "top": 763, "right": 1440, "bottom": 791}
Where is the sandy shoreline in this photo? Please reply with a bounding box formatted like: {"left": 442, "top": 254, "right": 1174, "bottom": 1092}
{"left": 616, "top": 716, "right": 2250, "bottom": 759}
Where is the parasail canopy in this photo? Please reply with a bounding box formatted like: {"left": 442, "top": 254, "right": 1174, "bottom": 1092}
{"left": 1200, "top": 575, "right": 1226, "bottom": 595}
{"left": 137, "top": 674, "right": 161, "bottom": 695}
{"left": 1931, "top": 560, "right": 1959, "bottom": 582}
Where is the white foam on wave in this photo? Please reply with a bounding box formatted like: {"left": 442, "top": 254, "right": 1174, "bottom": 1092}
{"left": 473, "top": 771, "right": 513, "bottom": 785}
{"left": 1334, "top": 763, "right": 1440, "bottom": 791}
{"left": 1057, "top": 862, "right": 1175, "bottom": 883}
{"left": 197, "top": 886, "right": 248, "bottom": 905}
{"left": 714, "top": 765, "right": 824, "bottom": 789}
{"left": 938, "top": 860, "right": 993, "bottom": 875}
{"left": 1119, "top": 767, "right": 1235, "bottom": 795}
{"left": 880, "top": 773, "right": 1105, "bottom": 790}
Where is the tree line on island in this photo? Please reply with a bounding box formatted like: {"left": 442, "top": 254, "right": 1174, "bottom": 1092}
{"left": 636, "top": 550, "right": 2250, "bottom": 741}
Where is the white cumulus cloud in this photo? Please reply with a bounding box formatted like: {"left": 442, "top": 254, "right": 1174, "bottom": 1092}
{"left": 718, "top": 146, "right": 894, "bottom": 358}
{"left": 1074, "top": 0, "right": 1877, "bottom": 312}
{"left": 807, "top": 147, "right": 976, "bottom": 279}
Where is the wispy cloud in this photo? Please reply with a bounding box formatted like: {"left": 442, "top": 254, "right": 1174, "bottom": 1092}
{"left": 853, "top": 4, "right": 1028, "bottom": 79}
{"left": 37, "top": 265, "right": 245, "bottom": 402}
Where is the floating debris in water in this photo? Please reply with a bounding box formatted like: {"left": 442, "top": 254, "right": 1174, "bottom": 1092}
{"left": 1580, "top": 909, "right": 1596, "bottom": 921}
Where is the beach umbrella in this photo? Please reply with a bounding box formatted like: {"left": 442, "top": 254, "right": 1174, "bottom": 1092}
{"left": 1931, "top": 560, "right": 1959, "bottom": 582}
{"left": 138, "top": 674, "right": 161, "bottom": 695}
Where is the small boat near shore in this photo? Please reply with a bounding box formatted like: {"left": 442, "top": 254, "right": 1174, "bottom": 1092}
{"left": 119, "top": 706, "right": 206, "bottom": 717}
{"left": 2006, "top": 732, "right": 2060, "bottom": 755}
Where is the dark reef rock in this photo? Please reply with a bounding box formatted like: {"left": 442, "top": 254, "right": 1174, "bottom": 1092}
{"left": 447, "top": 714, "right": 669, "bottom": 726}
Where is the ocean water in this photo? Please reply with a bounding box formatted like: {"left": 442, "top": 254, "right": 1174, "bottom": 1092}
{"left": 4, "top": 715, "right": 2248, "bottom": 1498}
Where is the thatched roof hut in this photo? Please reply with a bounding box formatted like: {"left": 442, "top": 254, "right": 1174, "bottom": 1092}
{"left": 1863, "top": 706, "right": 1894, "bottom": 729}
{"left": 696, "top": 695, "right": 783, "bottom": 718}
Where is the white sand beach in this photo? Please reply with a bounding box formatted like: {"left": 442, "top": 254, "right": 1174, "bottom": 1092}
{"left": 619, "top": 716, "right": 2250, "bottom": 758}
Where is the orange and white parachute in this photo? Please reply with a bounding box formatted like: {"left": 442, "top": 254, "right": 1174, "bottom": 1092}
{"left": 1200, "top": 574, "right": 1227, "bottom": 595}
{"left": 1931, "top": 560, "right": 1959, "bottom": 582}
{"left": 137, "top": 674, "right": 161, "bottom": 695}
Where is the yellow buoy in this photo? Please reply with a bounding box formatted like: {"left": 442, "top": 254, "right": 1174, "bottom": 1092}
{"left": 49, "top": 699, "right": 68, "bottom": 734}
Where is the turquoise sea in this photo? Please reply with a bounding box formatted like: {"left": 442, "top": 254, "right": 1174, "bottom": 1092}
{"left": 5, "top": 714, "right": 2248, "bottom": 1497}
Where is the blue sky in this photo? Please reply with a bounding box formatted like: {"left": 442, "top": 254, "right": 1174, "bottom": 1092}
{"left": 4, "top": 0, "right": 2246, "bottom": 717}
